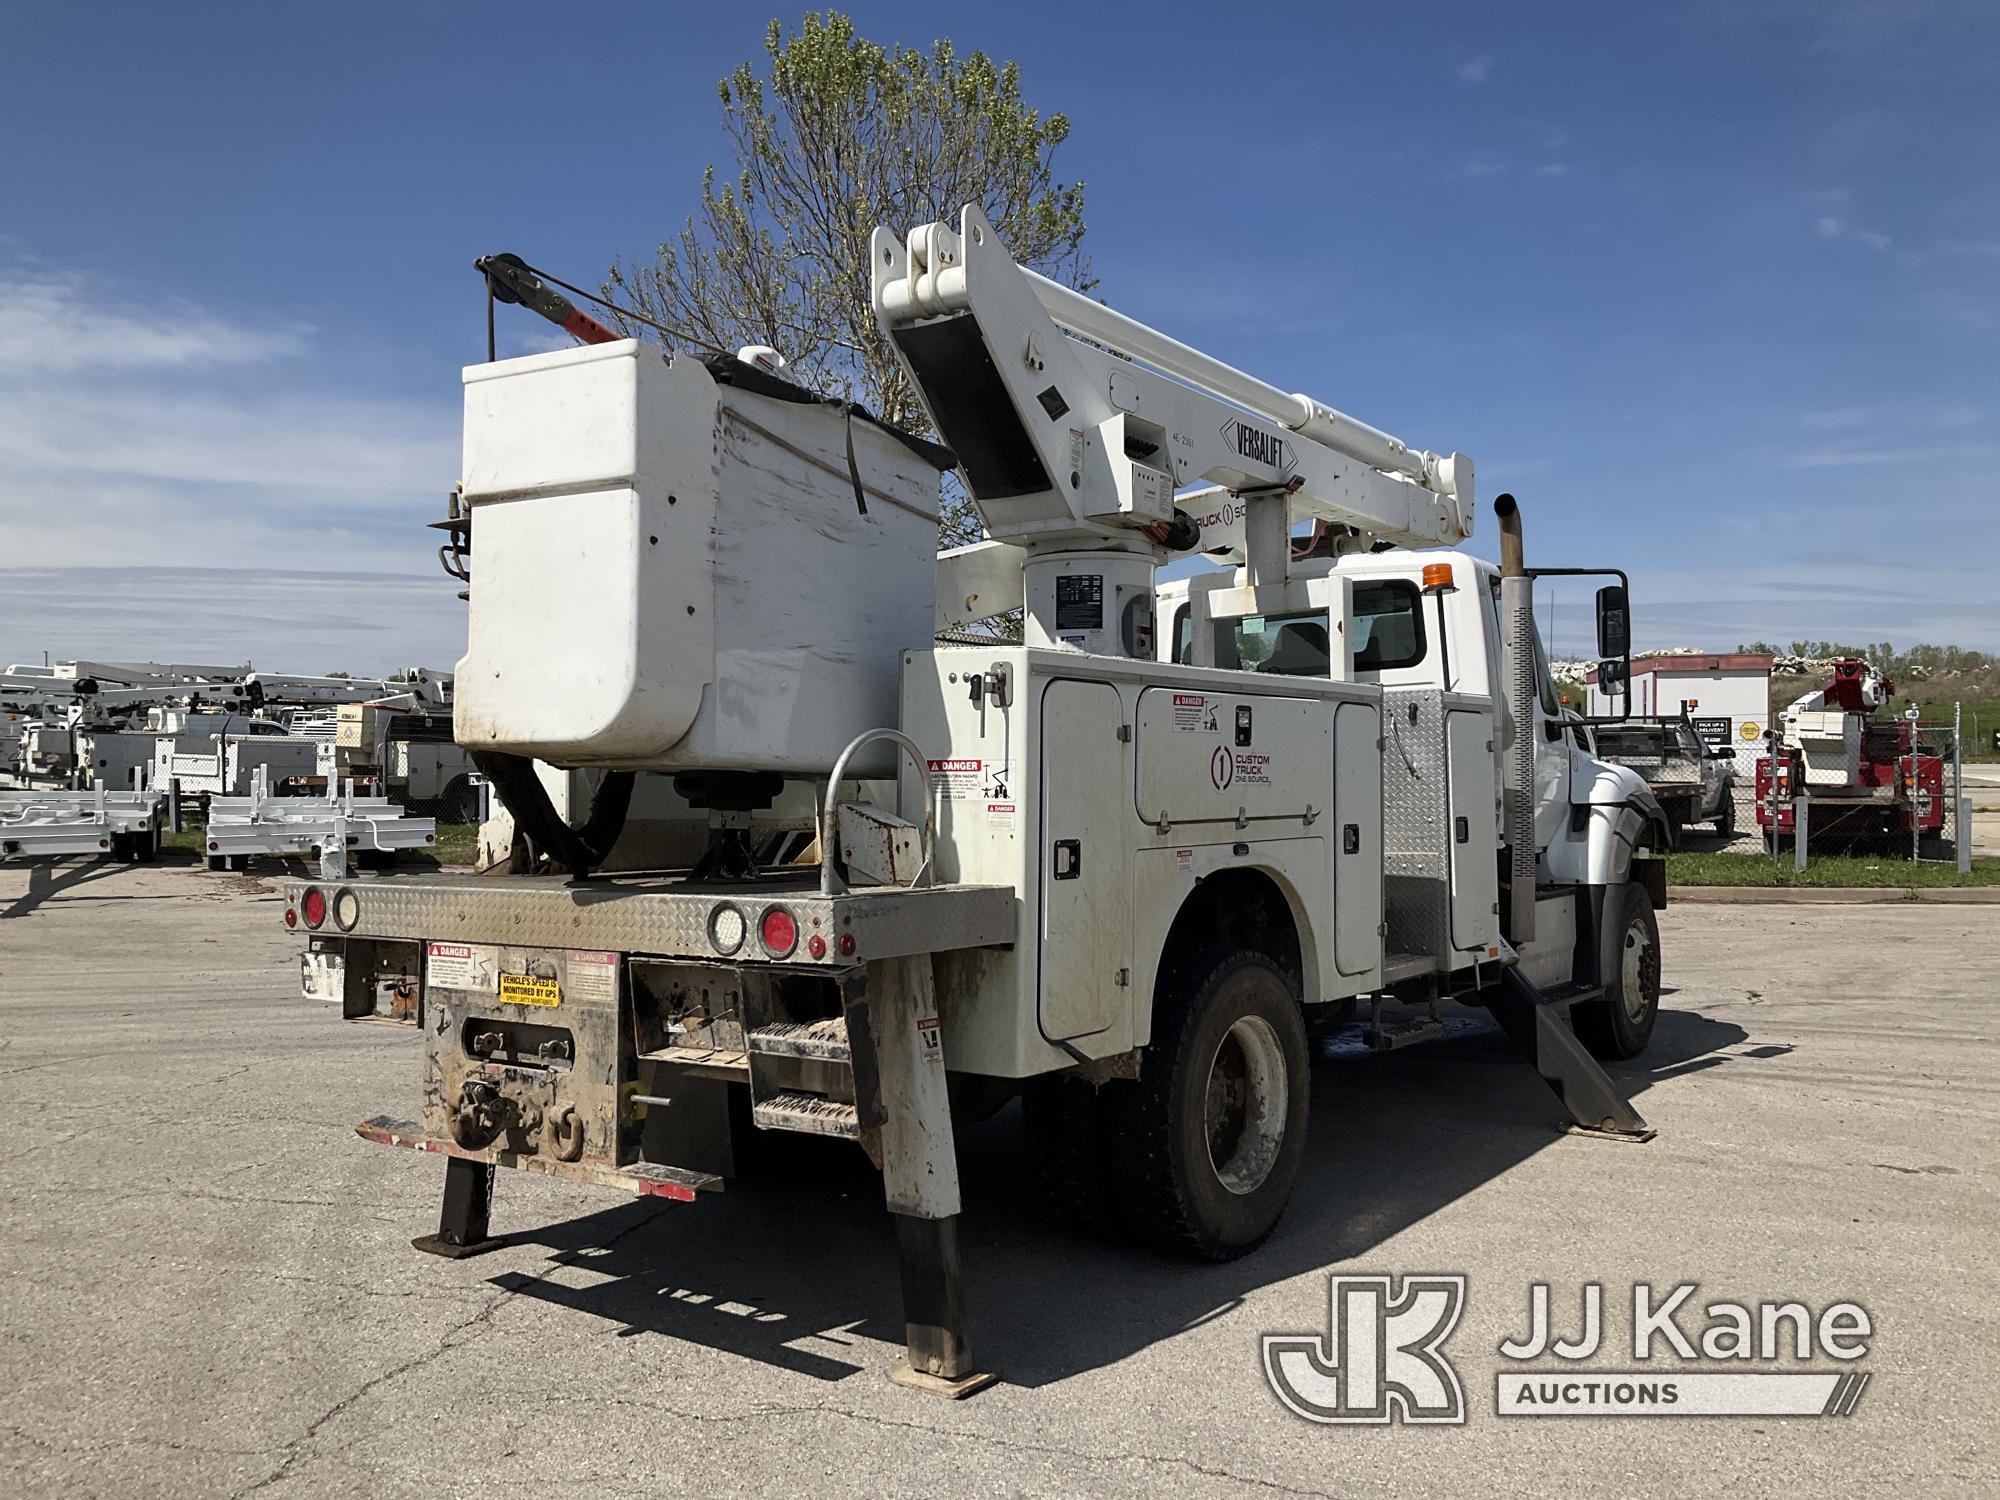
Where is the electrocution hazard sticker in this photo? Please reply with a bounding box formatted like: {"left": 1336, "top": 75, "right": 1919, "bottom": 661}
{"left": 987, "top": 802, "right": 1017, "bottom": 833}
{"left": 1171, "top": 692, "right": 1220, "bottom": 733}
{"left": 928, "top": 758, "right": 983, "bottom": 800}
{"left": 425, "top": 942, "right": 496, "bottom": 993}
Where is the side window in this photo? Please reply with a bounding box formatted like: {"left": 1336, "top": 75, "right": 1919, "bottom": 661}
{"left": 1212, "top": 610, "right": 1332, "bottom": 676}
{"left": 1352, "top": 580, "right": 1425, "bottom": 671}
{"left": 1528, "top": 621, "right": 1562, "bottom": 716}
{"left": 1172, "top": 603, "right": 1192, "bottom": 665}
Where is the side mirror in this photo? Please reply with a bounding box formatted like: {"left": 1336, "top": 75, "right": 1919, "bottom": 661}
{"left": 1597, "top": 658, "right": 1628, "bottom": 691}
{"left": 1594, "top": 585, "right": 1630, "bottom": 660}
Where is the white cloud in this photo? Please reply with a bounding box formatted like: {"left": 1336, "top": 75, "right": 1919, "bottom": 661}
{"left": 1813, "top": 214, "right": 1892, "bottom": 251}
{"left": 1454, "top": 55, "right": 1494, "bottom": 83}
{"left": 0, "top": 568, "right": 466, "bottom": 677}
{"left": 0, "top": 256, "right": 464, "bottom": 670}
{"left": 0, "top": 271, "right": 309, "bottom": 375}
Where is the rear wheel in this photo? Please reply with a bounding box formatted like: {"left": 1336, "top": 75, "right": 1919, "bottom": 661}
{"left": 1023, "top": 1073, "right": 1126, "bottom": 1235}
{"left": 1574, "top": 882, "right": 1660, "bottom": 1059}
{"left": 1116, "top": 950, "right": 1310, "bottom": 1260}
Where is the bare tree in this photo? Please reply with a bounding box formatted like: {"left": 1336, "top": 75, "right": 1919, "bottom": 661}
{"left": 607, "top": 10, "right": 1090, "bottom": 544}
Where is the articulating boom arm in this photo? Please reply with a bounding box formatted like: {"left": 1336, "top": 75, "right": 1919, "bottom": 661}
{"left": 871, "top": 205, "right": 1473, "bottom": 564}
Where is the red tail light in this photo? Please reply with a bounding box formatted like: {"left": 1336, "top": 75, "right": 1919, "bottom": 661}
{"left": 301, "top": 887, "right": 327, "bottom": 929}
{"left": 759, "top": 905, "right": 797, "bottom": 957}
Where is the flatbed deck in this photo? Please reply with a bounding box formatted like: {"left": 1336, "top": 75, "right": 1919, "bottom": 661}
{"left": 283, "top": 869, "right": 1019, "bottom": 963}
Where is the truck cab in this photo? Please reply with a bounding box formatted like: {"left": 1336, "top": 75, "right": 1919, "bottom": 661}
{"left": 1157, "top": 549, "right": 1664, "bottom": 992}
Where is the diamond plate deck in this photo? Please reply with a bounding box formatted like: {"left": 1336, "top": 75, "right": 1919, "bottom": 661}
{"left": 285, "top": 871, "right": 1017, "bottom": 965}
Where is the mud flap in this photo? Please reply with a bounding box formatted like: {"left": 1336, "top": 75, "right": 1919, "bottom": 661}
{"left": 1488, "top": 968, "right": 1654, "bottom": 1139}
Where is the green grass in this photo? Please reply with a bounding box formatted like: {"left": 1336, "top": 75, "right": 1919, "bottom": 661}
{"left": 429, "top": 822, "right": 479, "bottom": 866}
{"left": 1667, "top": 851, "right": 2000, "bottom": 887}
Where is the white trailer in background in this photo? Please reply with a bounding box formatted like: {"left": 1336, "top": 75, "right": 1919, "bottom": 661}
{"left": 205, "top": 768, "right": 438, "bottom": 876}
{"left": 0, "top": 784, "right": 165, "bottom": 862}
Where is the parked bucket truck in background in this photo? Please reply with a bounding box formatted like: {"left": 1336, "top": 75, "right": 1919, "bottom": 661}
{"left": 284, "top": 209, "right": 1667, "bottom": 1395}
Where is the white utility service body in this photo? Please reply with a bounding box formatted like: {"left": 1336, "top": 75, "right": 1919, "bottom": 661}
{"left": 283, "top": 210, "right": 1665, "bottom": 1397}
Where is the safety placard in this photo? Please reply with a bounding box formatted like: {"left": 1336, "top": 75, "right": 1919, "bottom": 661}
{"left": 927, "top": 758, "right": 983, "bottom": 800}
{"left": 499, "top": 973, "right": 562, "bottom": 1008}
{"left": 425, "top": 941, "right": 496, "bottom": 994}
{"left": 1170, "top": 692, "right": 1220, "bottom": 733}
{"left": 565, "top": 950, "right": 618, "bottom": 1003}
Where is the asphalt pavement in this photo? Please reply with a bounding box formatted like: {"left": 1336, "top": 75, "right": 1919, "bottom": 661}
{"left": 2, "top": 861, "right": 1994, "bottom": 1497}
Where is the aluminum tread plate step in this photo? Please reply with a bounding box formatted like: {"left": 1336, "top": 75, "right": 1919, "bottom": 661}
{"left": 639, "top": 1044, "right": 749, "bottom": 1079}
{"left": 1366, "top": 1017, "right": 1446, "bottom": 1050}
{"left": 354, "top": 1114, "right": 723, "bottom": 1200}
{"left": 749, "top": 1017, "right": 852, "bottom": 1062}
{"left": 751, "top": 1091, "right": 862, "bottom": 1140}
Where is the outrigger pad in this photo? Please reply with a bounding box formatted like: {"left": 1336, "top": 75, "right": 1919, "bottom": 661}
{"left": 412, "top": 1232, "right": 505, "bottom": 1260}
{"left": 887, "top": 1362, "right": 1000, "bottom": 1400}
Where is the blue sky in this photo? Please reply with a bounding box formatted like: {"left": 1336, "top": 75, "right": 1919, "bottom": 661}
{"left": 2, "top": 0, "right": 1995, "bottom": 672}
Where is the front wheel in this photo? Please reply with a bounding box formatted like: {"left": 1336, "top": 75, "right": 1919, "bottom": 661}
{"left": 1714, "top": 796, "right": 1735, "bottom": 837}
{"left": 1116, "top": 950, "right": 1310, "bottom": 1260}
{"left": 1574, "top": 882, "right": 1661, "bottom": 1060}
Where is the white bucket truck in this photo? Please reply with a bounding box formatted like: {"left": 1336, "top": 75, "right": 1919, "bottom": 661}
{"left": 285, "top": 215, "right": 1666, "bottom": 1395}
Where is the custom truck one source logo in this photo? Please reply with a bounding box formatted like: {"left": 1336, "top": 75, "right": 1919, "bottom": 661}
{"left": 1264, "top": 1275, "right": 1874, "bottom": 1424}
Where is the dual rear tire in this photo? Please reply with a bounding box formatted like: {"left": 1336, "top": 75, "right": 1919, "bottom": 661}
{"left": 1025, "top": 949, "right": 1311, "bottom": 1261}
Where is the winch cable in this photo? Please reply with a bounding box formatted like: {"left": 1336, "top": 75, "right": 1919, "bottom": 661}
{"left": 475, "top": 252, "right": 733, "bottom": 356}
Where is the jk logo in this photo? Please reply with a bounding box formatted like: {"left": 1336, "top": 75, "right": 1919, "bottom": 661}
{"left": 1263, "top": 1274, "right": 1467, "bottom": 1424}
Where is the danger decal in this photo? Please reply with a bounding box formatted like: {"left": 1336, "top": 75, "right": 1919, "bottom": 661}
{"left": 927, "top": 758, "right": 983, "bottom": 801}
{"left": 1172, "top": 692, "right": 1220, "bottom": 733}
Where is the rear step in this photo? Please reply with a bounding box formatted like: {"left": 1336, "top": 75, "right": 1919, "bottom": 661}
{"left": 1367, "top": 1017, "right": 1445, "bottom": 1050}
{"left": 752, "top": 1090, "right": 861, "bottom": 1140}
{"left": 749, "top": 1017, "right": 852, "bottom": 1063}
{"left": 639, "top": 1044, "right": 748, "bottom": 1080}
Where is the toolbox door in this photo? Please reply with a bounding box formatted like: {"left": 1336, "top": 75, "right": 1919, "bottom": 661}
{"left": 1446, "top": 706, "right": 1500, "bottom": 953}
{"left": 1038, "top": 679, "right": 1128, "bottom": 1041}
{"left": 1332, "top": 700, "right": 1384, "bottom": 976}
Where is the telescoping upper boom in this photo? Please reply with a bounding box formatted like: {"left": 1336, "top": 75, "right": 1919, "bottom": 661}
{"left": 870, "top": 204, "right": 1473, "bottom": 562}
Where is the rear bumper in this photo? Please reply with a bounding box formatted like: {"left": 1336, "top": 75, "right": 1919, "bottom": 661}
{"left": 356, "top": 1114, "right": 719, "bottom": 1201}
